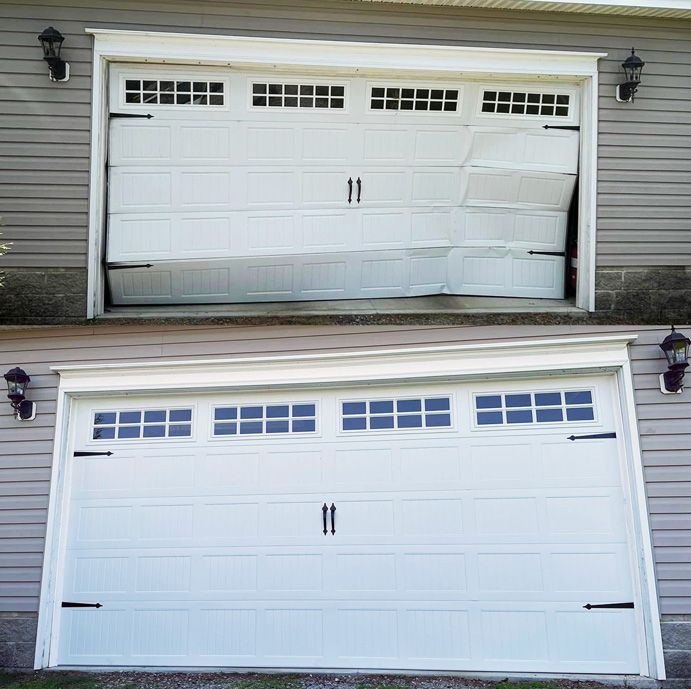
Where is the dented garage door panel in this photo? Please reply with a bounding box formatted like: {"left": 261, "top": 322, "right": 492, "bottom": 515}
{"left": 56, "top": 376, "right": 642, "bottom": 672}
{"left": 106, "top": 67, "right": 580, "bottom": 304}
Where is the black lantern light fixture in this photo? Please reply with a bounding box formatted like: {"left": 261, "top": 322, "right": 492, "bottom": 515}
{"left": 37, "top": 26, "right": 70, "bottom": 82}
{"left": 4, "top": 367, "right": 36, "bottom": 421}
{"left": 659, "top": 326, "right": 690, "bottom": 394}
{"left": 616, "top": 48, "right": 645, "bottom": 103}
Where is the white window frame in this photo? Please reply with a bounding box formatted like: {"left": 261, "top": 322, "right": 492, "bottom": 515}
{"left": 247, "top": 77, "right": 350, "bottom": 113}
{"left": 116, "top": 70, "right": 231, "bottom": 112}
{"left": 210, "top": 400, "right": 320, "bottom": 439}
{"left": 471, "top": 385, "right": 600, "bottom": 430}
{"left": 366, "top": 80, "right": 464, "bottom": 116}
{"left": 475, "top": 83, "right": 578, "bottom": 124}
{"left": 85, "top": 29, "right": 604, "bottom": 317}
{"left": 338, "top": 393, "right": 455, "bottom": 435}
{"left": 35, "top": 334, "right": 663, "bottom": 677}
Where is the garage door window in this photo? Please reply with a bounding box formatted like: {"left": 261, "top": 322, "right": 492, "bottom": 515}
{"left": 341, "top": 396, "right": 452, "bottom": 431}
{"left": 213, "top": 403, "right": 317, "bottom": 436}
{"left": 251, "top": 82, "right": 345, "bottom": 109}
{"left": 474, "top": 389, "right": 595, "bottom": 426}
{"left": 92, "top": 408, "right": 193, "bottom": 440}
{"left": 124, "top": 79, "right": 225, "bottom": 106}
{"left": 481, "top": 89, "right": 570, "bottom": 117}
{"left": 369, "top": 86, "right": 460, "bottom": 112}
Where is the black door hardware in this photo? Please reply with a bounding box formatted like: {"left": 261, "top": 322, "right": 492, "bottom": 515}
{"left": 568, "top": 432, "right": 617, "bottom": 441}
{"left": 62, "top": 601, "right": 103, "bottom": 608}
{"left": 542, "top": 125, "right": 580, "bottom": 131}
{"left": 109, "top": 112, "right": 154, "bottom": 119}
{"left": 74, "top": 451, "right": 114, "bottom": 457}
{"left": 527, "top": 250, "right": 566, "bottom": 257}
{"left": 583, "top": 602, "right": 634, "bottom": 610}
{"left": 347, "top": 177, "right": 353, "bottom": 204}
{"left": 107, "top": 263, "right": 154, "bottom": 270}
{"left": 330, "top": 503, "right": 336, "bottom": 535}
{"left": 322, "top": 503, "right": 328, "bottom": 535}
{"left": 356, "top": 177, "right": 362, "bottom": 204}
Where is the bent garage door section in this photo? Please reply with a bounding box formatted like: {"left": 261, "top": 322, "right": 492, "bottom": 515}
{"left": 56, "top": 375, "right": 642, "bottom": 672}
{"left": 106, "top": 65, "right": 579, "bottom": 304}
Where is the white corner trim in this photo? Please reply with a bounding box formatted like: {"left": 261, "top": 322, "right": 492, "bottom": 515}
{"left": 84, "top": 29, "right": 603, "bottom": 317}
{"left": 50, "top": 335, "right": 637, "bottom": 394}
{"left": 615, "top": 361, "right": 666, "bottom": 679}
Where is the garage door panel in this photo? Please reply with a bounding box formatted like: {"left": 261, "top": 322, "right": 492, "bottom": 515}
{"left": 261, "top": 608, "right": 325, "bottom": 659}
{"left": 448, "top": 248, "right": 565, "bottom": 299}
{"left": 461, "top": 168, "right": 577, "bottom": 211}
{"left": 467, "top": 127, "right": 579, "bottom": 174}
{"left": 58, "top": 377, "right": 643, "bottom": 671}
{"left": 107, "top": 250, "right": 451, "bottom": 304}
{"left": 455, "top": 208, "right": 567, "bottom": 252}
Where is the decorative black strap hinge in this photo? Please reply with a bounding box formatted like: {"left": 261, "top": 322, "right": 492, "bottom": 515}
{"left": 107, "top": 263, "right": 154, "bottom": 270}
{"left": 567, "top": 432, "right": 616, "bottom": 441}
{"left": 109, "top": 112, "right": 154, "bottom": 119}
{"left": 74, "top": 451, "right": 113, "bottom": 457}
{"left": 583, "top": 602, "right": 634, "bottom": 610}
{"left": 543, "top": 125, "right": 580, "bottom": 130}
{"left": 527, "top": 250, "right": 566, "bottom": 257}
{"left": 62, "top": 601, "right": 103, "bottom": 608}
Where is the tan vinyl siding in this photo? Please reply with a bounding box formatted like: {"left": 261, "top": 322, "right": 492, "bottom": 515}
{"left": 0, "top": 324, "right": 690, "bottom": 615}
{"left": 0, "top": 0, "right": 690, "bottom": 270}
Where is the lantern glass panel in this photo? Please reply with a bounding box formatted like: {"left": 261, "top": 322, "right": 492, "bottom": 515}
{"left": 665, "top": 340, "right": 690, "bottom": 366}
{"left": 4, "top": 368, "right": 30, "bottom": 398}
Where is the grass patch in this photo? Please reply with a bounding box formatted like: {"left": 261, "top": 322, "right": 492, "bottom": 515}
{"left": 494, "top": 683, "right": 562, "bottom": 689}
{"left": 0, "top": 674, "right": 102, "bottom": 689}
{"left": 232, "top": 676, "right": 302, "bottom": 689}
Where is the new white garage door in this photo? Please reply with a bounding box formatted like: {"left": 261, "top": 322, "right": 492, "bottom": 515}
{"left": 105, "top": 65, "right": 579, "bottom": 304}
{"left": 57, "top": 375, "right": 642, "bottom": 673}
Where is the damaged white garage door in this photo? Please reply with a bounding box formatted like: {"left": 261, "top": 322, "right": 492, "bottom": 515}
{"left": 106, "top": 66, "right": 579, "bottom": 304}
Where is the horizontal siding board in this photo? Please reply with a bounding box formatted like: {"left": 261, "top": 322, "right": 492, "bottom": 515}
{"left": 0, "top": 567, "right": 42, "bottom": 582}
{"left": 0, "top": 598, "right": 39, "bottom": 612}
{"left": 0, "top": 2, "right": 688, "bottom": 268}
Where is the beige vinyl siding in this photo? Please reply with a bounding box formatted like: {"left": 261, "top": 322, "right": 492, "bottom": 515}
{"left": 0, "top": 324, "right": 690, "bottom": 615}
{"left": 0, "top": 0, "right": 691, "bottom": 271}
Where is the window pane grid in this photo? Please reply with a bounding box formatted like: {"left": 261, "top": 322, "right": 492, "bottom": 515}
{"left": 370, "top": 86, "right": 459, "bottom": 112}
{"left": 92, "top": 408, "right": 193, "bottom": 440}
{"left": 474, "top": 390, "right": 594, "bottom": 427}
{"left": 481, "top": 90, "right": 570, "bottom": 117}
{"left": 342, "top": 397, "right": 452, "bottom": 431}
{"left": 251, "top": 82, "right": 345, "bottom": 109}
{"left": 124, "top": 79, "right": 225, "bottom": 106}
{"left": 213, "top": 403, "right": 317, "bottom": 436}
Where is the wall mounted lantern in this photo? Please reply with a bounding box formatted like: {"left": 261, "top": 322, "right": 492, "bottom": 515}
{"left": 4, "top": 367, "right": 36, "bottom": 421}
{"left": 616, "top": 48, "right": 644, "bottom": 103}
{"left": 37, "top": 26, "right": 70, "bottom": 82}
{"left": 659, "top": 327, "right": 690, "bottom": 394}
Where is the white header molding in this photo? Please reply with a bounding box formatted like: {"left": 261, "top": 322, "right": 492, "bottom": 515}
{"left": 52, "top": 335, "right": 637, "bottom": 394}
{"left": 86, "top": 29, "right": 605, "bottom": 77}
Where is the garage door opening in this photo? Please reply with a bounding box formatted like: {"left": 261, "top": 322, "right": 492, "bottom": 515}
{"left": 103, "top": 65, "right": 582, "bottom": 307}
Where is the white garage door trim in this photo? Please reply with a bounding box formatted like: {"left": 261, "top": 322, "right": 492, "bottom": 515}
{"left": 85, "top": 29, "right": 605, "bottom": 316}
{"left": 36, "top": 335, "right": 663, "bottom": 678}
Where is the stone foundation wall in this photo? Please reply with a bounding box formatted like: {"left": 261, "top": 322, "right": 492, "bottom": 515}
{"left": 0, "top": 269, "right": 88, "bottom": 325}
{"left": 662, "top": 618, "right": 691, "bottom": 680}
{"left": 595, "top": 267, "right": 691, "bottom": 322}
{"left": 0, "top": 613, "right": 36, "bottom": 670}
